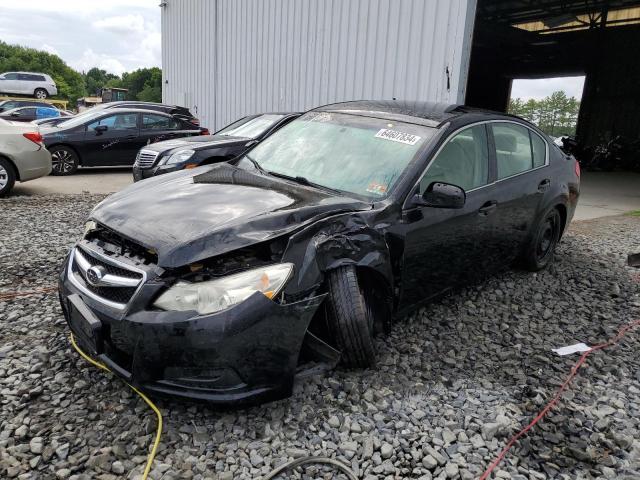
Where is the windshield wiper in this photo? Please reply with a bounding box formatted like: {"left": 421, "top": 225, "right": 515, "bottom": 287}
{"left": 266, "top": 170, "right": 343, "bottom": 195}
{"left": 243, "top": 154, "right": 266, "bottom": 173}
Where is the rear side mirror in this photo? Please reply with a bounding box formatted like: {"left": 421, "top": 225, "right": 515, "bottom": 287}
{"left": 412, "top": 182, "right": 466, "bottom": 209}
{"left": 94, "top": 125, "right": 108, "bottom": 134}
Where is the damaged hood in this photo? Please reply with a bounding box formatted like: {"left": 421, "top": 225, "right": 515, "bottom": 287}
{"left": 142, "top": 134, "right": 249, "bottom": 154}
{"left": 90, "top": 163, "right": 370, "bottom": 268}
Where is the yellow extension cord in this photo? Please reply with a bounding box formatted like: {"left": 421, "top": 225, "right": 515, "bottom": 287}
{"left": 69, "top": 333, "right": 163, "bottom": 480}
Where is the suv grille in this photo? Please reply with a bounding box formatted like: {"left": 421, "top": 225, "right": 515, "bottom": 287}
{"left": 68, "top": 246, "right": 146, "bottom": 310}
{"left": 135, "top": 149, "right": 159, "bottom": 169}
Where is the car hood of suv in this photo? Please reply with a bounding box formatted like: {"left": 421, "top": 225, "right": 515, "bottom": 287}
{"left": 90, "top": 163, "right": 370, "bottom": 268}
{"left": 143, "top": 134, "right": 249, "bottom": 154}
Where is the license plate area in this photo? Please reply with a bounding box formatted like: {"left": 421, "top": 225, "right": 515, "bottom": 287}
{"left": 68, "top": 294, "right": 103, "bottom": 354}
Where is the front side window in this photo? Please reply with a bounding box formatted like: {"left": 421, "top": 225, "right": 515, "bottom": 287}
{"left": 142, "top": 113, "right": 179, "bottom": 130}
{"left": 492, "top": 123, "right": 545, "bottom": 179}
{"left": 238, "top": 111, "right": 436, "bottom": 199}
{"left": 218, "top": 114, "right": 286, "bottom": 139}
{"left": 3, "top": 73, "right": 18, "bottom": 80}
{"left": 87, "top": 113, "right": 138, "bottom": 131}
{"left": 419, "top": 124, "right": 489, "bottom": 193}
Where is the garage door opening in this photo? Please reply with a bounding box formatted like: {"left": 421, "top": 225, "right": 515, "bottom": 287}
{"left": 466, "top": 1, "right": 640, "bottom": 173}
{"left": 508, "top": 76, "right": 585, "bottom": 138}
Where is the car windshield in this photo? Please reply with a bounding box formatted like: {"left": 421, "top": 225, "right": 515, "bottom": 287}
{"left": 237, "top": 111, "right": 435, "bottom": 199}
{"left": 217, "top": 114, "right": 285, "bottom": 139}
{"left": 56, "top": 110, "right": 106, "bottom": 128}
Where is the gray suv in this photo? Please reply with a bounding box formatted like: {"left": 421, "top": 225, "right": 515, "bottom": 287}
{"left": 0, "top": 72, "right": 58, "bottom": 99}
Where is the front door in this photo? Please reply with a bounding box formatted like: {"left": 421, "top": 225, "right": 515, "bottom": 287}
{"left": 82, "top": 112, "right": 140, "bottom": 166}
{"left": 395, "top": 124, "right": 498, "bottom": 311}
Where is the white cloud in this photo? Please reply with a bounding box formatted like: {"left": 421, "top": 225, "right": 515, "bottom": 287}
{"left": 41, "top": 44, "right": 59, "bottom": 55}
{"left": 72, "top": 49, "right": 127, "bottom": 76}
{"left": 93, "top": 14, "right": 146, "bottom": 35}
{"left": 511, "top": 76, "right": 585, "bottom": 101}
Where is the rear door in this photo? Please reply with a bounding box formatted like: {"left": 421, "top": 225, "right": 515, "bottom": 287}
{"left": 12, "top": 107, "right": 37, "bottom": 122}
{"left": 487, "top": 121, "right": 551, "bottom": 262}
{"left": 82, "top": 112, "right": 140, "bottom": 166}
{"left": 16, "top": 74, "right": 33, "bottom": 94}
{"left": 140, "top": 113, "right": 196, "bottom": 145}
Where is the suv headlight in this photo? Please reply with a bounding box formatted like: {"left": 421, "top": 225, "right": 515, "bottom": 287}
{"left": 153, "top": 263, "right": 294, "bottom": 315}
{"left": 163, "top": 149, "right": 195, "bottom": 165}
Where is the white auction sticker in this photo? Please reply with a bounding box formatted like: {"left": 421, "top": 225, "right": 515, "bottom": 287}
{"left": 375, "top": 129, "right": 421, "bottom": 145}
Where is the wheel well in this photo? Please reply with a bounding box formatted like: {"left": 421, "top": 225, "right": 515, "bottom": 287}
{"left": 555, "top": 203, "right": 567, "bottom": 236}
{"left": 49, "top": 144, "right": 82, "bottom": 165}
{"left": 0, "top": 155, "right": 19, "bottom": 181}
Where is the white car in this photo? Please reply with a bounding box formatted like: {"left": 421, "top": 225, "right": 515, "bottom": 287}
{"left": 0, "top": 72, "right": 58, "bottom": 99}
{"left": 0, "top": 119, "right": 52, "bottom": 196}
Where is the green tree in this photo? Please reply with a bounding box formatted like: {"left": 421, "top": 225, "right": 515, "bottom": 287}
{"left": 509, "top": 90, "right": 580, "bottom": 136}
{"left": 83, "top": 67, "right": 119, "bottom": 96}
{"left": 0, "top": 41, "right": 86, "bottom": 106}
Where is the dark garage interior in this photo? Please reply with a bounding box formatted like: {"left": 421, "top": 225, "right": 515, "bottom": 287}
{"left": 467, "top": 0, "right": 640, "bottom": 155}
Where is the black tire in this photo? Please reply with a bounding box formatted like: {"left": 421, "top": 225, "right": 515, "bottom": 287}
{"left": 325, "top": 265, "right": 377, "bottom": 368}
{"left": 520, "top": 208, "right": 562, "bottom": 271}
{"left": 0, "top": 157, "right": 16, "bottom": 197}
{"left": 34, "top": 88, "right": 48, "bottom": 99}
{"left": 50, "top": 146, "right": 79, "bottom": 176}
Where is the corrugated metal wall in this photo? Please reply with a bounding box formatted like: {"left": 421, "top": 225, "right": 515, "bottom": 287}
{"left": 162, "top": 0, "right": 477, "bottom": 130}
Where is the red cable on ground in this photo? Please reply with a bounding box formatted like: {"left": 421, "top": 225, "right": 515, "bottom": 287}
{"left": 480, "top": 318, "right": 640, "bottom": 480}
{"left": 0, "top": 286, "right": 57, "bottom": 301}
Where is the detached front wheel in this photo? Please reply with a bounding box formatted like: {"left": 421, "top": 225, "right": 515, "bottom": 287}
{"left": 325, "top": 265, "right": 379, "bottom": 368}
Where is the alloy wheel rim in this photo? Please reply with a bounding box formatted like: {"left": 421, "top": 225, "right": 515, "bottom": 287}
{"left": 36, "top": 90, "right": 46, "bottom": 99}
{"left": 51, "top": 150, "right": 75, "bottom": 173}
{"left": 0, "top": 165, "right": 8, "bottom": 189}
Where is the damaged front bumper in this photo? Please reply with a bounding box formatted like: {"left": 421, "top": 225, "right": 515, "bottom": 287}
{"left": 59, "top": 249, "right": 325, "bottom": 405}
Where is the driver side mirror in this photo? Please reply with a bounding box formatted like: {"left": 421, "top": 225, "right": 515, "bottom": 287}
{"left": 10, "top": 112, "right": 20, "bottom": 117}
{"left": 411, "top": 182, "right": 466, "bottom": 209}
{"left": 94, "top": 125, "right": 108, "bottom": 134}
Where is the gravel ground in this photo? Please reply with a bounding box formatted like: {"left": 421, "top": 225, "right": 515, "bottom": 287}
{"left": 1, "top": 194, "right": 640, "bottom": 480}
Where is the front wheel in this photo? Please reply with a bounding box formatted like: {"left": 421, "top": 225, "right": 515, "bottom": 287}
{"left": 34, "top": 88, "right": 48, "bottom": 99}
{"left": 325, "top": 266, "right": 380, "bottom": 368}
{"left": 520, "top": 208, "right": 562, "bottom": 271}
{"left": 50, "top": 146, "right": 79, "bottom": 176}
{"left": 0, "top": 158, "right": 16, "bottom": 196}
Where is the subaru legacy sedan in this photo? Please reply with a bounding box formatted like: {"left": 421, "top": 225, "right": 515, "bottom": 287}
{"left": 58, "top": 101, "right": 580, "bottom": 405}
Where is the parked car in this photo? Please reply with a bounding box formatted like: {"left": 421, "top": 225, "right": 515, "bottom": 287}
{"left": 0, "top": 119, "right": 52, "bottom": 196}
{"left": 99, "top": 101, "right": 200, "bottom": 126}
{"left": 0, "top": 72, "right": 57, "bottom": 99}
{"left": 0, "top": 106, "right": 61, "bottom": 123}
{"left": 133, "top": 112, "right": 300, "bottom": 181}
{"left": 0, "top": 99, "right": 54, "bottom": 113}
{"left": 31, "top": 110, "right": 75, "bottom": 126}
{"left": 58, "top": 100, "right": 580, "bottom": 405}
{"left": 41, "top": 108, "right": 207, "bottom": 175}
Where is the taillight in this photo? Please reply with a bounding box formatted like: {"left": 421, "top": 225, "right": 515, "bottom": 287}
{"left": 574, "top": 159, "right": 581, "bottom": 178}
{"left": 23, "top": 132, "right": 43, "bottom": 145}
{"left": 200, "top": 128, "right": 210, "bottom": 135}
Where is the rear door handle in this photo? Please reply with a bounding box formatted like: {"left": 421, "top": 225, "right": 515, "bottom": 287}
{"left": 478, "top": 201, "right": 497, "bottom": 216}
{"left": 538, "top": 179, "right": 551, "bottom": 192}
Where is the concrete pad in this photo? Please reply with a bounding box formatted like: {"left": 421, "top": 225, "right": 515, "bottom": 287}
{"left": 574, "top": 171, "right": 640, "bottom": 220}
{"left": 12, "top": 167, "right": 133, "bottom": 196}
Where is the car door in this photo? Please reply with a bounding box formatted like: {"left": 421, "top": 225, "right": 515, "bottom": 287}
{"left": 82, "top": 112, "right": 140, "bottom": 166}
{"left": 487, "top": 121, "right": 551, "bottom": 263}
{"left": 11, "top": 107, "right": 37, "bottom": 122}
{"left": 17, "top": 74, "right": 33, "bottom": 94}
{"left": 139, "top": 113, "right": 194, "bottom": 146}
{"left": 395, "top": 124, "right": 498, "bottom": 311}
{"left": 0, "top": 73, "right": 19, "bottom": 94}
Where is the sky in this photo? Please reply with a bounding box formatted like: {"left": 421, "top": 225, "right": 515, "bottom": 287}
{"left": 510, "top": 76, "right": 586, "bottom": 101}
{"left": 0, "top": 0, "right": 161, "bottom": 76}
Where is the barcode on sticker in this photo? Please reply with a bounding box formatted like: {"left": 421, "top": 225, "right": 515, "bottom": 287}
{"left": 375, "top": 129, "right": 421, "bottom": 145}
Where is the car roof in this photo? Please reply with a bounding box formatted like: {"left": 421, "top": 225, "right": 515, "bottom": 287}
{"left": 4, "top": 71, "right": 50, "bottom": 75}
{"left": 315, "top": 100, "right": 519, "bottom": 127}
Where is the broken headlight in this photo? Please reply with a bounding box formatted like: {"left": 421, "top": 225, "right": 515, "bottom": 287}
{"left": 83, "top": 220, "right": 98, "bottom": 238}
{"left": 153, "top": 263, "right": 294, "bottom": 315}
{"left": 163, "top": 149, "right": 195, "bottom": 165}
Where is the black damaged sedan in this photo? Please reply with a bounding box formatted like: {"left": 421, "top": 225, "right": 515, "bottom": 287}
{"left": 59, "top": 101, "right": 580, "bottom": 404}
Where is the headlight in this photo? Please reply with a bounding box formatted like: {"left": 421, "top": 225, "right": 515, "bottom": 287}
{"left": 163, "top": 149, "right": 195, "bottom": 165}
{"left": 83, "top": 220, "right": 98, "bottom": 238}
{"left": 153, "top": 263, "right": 294, "bottom": 315}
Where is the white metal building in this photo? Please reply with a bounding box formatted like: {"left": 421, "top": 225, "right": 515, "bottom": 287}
{"left": 161, "top": 0, "right": 477, "bottom": 131}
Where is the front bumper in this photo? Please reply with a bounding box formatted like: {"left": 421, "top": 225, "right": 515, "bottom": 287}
{"left": 59, "top": 250, "right": 324, "bottom": 405}
{"left": 132, "top": 164, "right": 182, "bottom": 182}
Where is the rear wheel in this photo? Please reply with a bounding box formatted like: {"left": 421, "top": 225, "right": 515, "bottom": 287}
{"left": 0, "top": 158, "right": 16, "bottom": 196}
{"left": 325, "top": 265, "right": 380, "bottom": 368}
{"left": 50, "top": 146, "right": 79, "bottom": 176}
{"left": 34, "top": 88, "right": 48, "bottom": 99}
{"left": 520, "top": 208, "right": 562, "bottom": 271}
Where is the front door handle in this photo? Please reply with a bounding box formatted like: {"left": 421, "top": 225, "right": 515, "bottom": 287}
{"left": 538, "top": 179, "right": 551, "bottom": 192}
{"left": 478, "top": 201, "right": 497, "bottom": 216}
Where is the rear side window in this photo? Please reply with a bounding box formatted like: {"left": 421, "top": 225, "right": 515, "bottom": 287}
{"left": 142, "top": 113, "right": 180, "bottom": 130}
{"left": 531, "top": 131, "right": 547, "bottom": 168}
{"left": 87, "top": 113, "right": 138, "bottom": 130}
{"left": 491, "top": 123, "right": 543, "bottom": 179}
